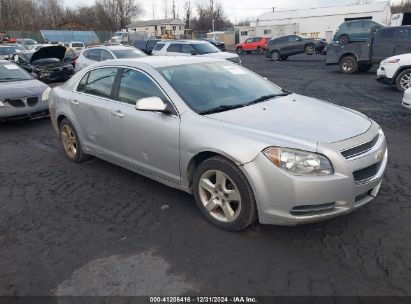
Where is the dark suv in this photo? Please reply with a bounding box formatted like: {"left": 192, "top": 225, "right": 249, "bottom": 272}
{"left": 265, "top": 35, "right": 327, "bottom": 61}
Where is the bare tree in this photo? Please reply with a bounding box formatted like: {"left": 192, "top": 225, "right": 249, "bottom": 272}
{"left": 183, "top": 0, "right": 191, "bottom": 29}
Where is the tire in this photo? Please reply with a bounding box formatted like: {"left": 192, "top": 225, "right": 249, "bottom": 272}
{"left": 236, "top": 47, "right": 243, "bottom": 54}
{"left": 271, "top": 51, "right": 280, "bottom": 61}
{"left": 358, "top": 63, "right": 373, "bottom": 73}
{"left": 304, "top": 44, "right": 315, "bottom": 55}
{"left": 59, "top": 118, "right": 89, "bottom": 163}
{"left": 193, "top": 156, "right": 257, "bottom": 231}
{"left": 396, "top": 69, "right": 411, "bottom": 92}
{"left": 339, "top": 35, "right": 349, "bottom": 45}
{"left": 256, "top": 46, "right": 264, "bottom": 55}
{"left": 339, "top": 55, "right": 358, "bottom": 74}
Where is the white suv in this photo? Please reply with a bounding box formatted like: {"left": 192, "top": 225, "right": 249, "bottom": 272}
{"left": 152, "top": 40, "right": 241, "bottom": 64}
{"left": 74, "top": 45, "right": 146, "bottom": 72}
{"left": 62, "top": 42, "right": 85, "bottom": 55}
{"left": 377, "top": 53, "right": 411, "bottom": 92}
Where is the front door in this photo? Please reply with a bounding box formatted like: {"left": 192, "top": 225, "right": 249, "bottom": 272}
{"left": 109, "top": 68, "right": 181, "bottom": 183}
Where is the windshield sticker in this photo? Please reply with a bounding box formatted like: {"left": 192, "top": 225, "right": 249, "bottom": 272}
{"left": 223, "top": 65, "right": 247, "bottom": 75}
{"left": 4, "top": 64, "right": 19, "bottom": 70}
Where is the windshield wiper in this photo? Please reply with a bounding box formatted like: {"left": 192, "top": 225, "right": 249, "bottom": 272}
{"left": 245, "top": 92, "right": 290, "bottom": 106}
{"left": 199, "top": 104, "right": 245, "bottom": 115}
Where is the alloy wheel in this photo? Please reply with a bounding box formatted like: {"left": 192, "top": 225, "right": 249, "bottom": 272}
{"left": 198, "top": 170, "right": 241, "bottom": 223}
{"left": 306, "top": 45, "right": 314, "bottom": 54}
{"left": 342, "top": 60, "right": 353, "bottom": 72}
{"left": 61, "top": 124, "right": 77, "bottom": 159}
{"left": 400, "top": 73, "right": 411, "bottom": 90}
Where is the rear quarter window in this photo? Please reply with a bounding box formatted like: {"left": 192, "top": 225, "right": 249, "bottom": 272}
{"left": 167, "top": 44, "right": 181, "bottom": 52}
{"left": 154, "top": 43, "right": 165, "bottom": 51}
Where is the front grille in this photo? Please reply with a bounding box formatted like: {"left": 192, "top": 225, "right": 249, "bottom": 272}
{"left": 290, "top": 202, "right": 336, "bottom": 216}
{"left": 27, "top": 97, "right": 38, "bottom": 107}
{"left": 341, "top": 134, "right": 379, "bottom": 159}
{"left": 353, "top": 162, "right": 382, "bottom": 184}
{"left": 5, "top": 99, "right": 25, "bottom": 108}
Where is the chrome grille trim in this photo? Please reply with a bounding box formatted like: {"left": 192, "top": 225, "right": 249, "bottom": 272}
{"left": 341, "top": 134, "right": 379, "bottom": 159}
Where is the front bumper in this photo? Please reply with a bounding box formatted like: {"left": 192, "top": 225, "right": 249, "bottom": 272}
{"left": 0, "top": 97, "right": 49, "bottom": 121}
{"left": 242, "top": 123, "right": 387, "bottom": 225}
{"left": 376, "top": 75, "right": 394, "bottom": 86}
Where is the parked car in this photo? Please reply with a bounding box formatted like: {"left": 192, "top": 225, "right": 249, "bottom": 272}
{"left": 201, "top": 38, "right": 226, "bottom": 51}
{"left": 11, "top": 46, "right": 74, "bottom": 83}
{"left": 376, "top": 54, "right": 411, "bottom": 91}
{"left": 16, "top": 38, "right": 38, "bottom": 49}
{"left": 0, "top": 45, "right": 25, "bottom": 59}
{"left": 327, "top": 26, "right": 411, "bottom": 74}
{"left": 152, "top": 40, "right": 241, "bottom": 64}
{"left": 236, "top": 37, "right": 269, "bottom": 54}
{"left": 64, "top": 48, "right": 78, "bottom": 68}
{"left": 265, "top": 35, "right": 327, "bottom": 61}
{"left": 402, "top": 88, "right": 411, "bottom": 110}
{"left": 0, "top": 60, "right": 50, "bottom": 122}
{"left": 74, "top": 45, "right": 146, "bottom": 72}
{"left": 133, "top": 38, "right": 162, "bottom": 54}
{"left": 333, "top": 20, "right": 383, "bottom": 45}
{"left": 62, "top": 42, "right": 85, "bottom": 55}
{"left": 49, "top": 56, "right": 387, "bottom": 231}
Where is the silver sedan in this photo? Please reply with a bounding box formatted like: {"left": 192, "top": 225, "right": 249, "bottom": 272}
{"left": 49, "top": 56, "right": 387, "bottom": 231}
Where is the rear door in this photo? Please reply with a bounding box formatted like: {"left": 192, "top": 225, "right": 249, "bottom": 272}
{"left": 70, "top": 67, "right": 119, "bottom": 154}
{"left": 394, "top": 27, "right": 411, "bottom": 55}
{"left": 372, "top": 28, "right": 396, "bottom": 62}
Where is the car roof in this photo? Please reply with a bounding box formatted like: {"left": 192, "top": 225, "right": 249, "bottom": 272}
{"left": 163, "top": 40, "right": 209, "bottom": 45}
{"left": 99, "top": 55, "right": 225, "bottom": 69}
{"left": 87, "top": 45, "right": 135, "bottom": 51}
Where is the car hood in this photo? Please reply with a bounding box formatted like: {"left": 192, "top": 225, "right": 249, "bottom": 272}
{"left": 207, "top": 94, "right": 371, "bottom": 144}
{"left": 200, "top": 52, "right": 238, "bottom": 59}
{"left": 30, "top": 46, "right": 66, "bottom": 63}
{"left": 0, "top": 79, "right": 48, "bottom": 99}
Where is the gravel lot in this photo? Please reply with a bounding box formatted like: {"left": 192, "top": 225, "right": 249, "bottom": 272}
{"left": 1, "top": 53, "right": 411, "bottom": 297}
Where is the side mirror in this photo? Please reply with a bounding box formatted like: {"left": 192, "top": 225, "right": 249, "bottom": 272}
{"left": 136, "top": 97, "right": 168, "bottom": 113}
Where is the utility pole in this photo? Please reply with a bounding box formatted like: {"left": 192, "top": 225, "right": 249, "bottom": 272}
{"left": 172, "top": 0, "right": 176, "bottom": 18}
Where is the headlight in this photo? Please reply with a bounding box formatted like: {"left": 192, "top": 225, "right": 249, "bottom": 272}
{"left": 263, "top": 147, "right": 333, "bottom": 176}
{"left": 42, "top": 87, "right": 51, "bottom": 101}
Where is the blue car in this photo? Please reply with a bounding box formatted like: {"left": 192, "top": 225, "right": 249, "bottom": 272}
{"left": 333, "top": 20, "right": 383, "bottom": 44}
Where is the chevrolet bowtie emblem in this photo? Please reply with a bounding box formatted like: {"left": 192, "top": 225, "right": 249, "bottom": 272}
{"left": 375, "top": 150, "right": 383, "bottom": 161}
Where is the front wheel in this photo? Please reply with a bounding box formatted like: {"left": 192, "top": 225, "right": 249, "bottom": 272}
{"left": 396, "top": 69, "right": 411, "bottom": 92}
{"left": 304, "top": 44, "right": 315, "bottom": 55}
{"left": 193, "top": 156, "right": 257, "bottom": 231}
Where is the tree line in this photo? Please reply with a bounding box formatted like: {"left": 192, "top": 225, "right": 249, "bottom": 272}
{"left": 0, "top": 0, "right": 232, "bottom": 33}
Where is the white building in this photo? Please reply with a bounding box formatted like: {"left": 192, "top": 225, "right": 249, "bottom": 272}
{"left": 126, "top": 18, "right": 185, "bottom": 38}
{"left": 239, "top": 2, "right": 392, "bottom": 43}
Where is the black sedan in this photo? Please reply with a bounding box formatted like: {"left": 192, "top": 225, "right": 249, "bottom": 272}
{"left": 265, "top": 35, "right": 327, "bottom": 61}
{"left": 10, "top": 46, "right": 73, "bottom": 83}
{"left": 200, "top": 38, "right": 226, "bottom": 51}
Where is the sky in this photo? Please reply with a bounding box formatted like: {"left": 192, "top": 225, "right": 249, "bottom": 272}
{"left": 64, "top": 0, "right": 370, "bottom": 23}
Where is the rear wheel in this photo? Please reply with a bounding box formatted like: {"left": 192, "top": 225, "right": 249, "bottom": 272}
{"left": 193, "top": 156, "right": 257, "bottom": 231}
{"left": 396, "top": 69, "right": 411, "bottom": 92}
{"left": 256, "top": 46, "right": 264, "bottom": 55}
{"left": 339, "top": 55, "right": 358, "bottom": 74}
{"left": 271, "top": 51, "right": 280, "bottom": 61}
{"left": 59, "top": 118, "right": 89, "bottom": 163}
{"left": 304, "top": 44, "right": 315, "bottom": 55}
{"left": 236, "top": 47, "right": 243, "bottom": 54}
{"left": 339, "top": 34, "right": 349, "bottom": 45}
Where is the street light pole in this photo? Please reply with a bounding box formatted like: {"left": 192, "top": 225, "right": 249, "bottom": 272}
{"left": 212, "top": 19, "right": 215, "bottom": 32}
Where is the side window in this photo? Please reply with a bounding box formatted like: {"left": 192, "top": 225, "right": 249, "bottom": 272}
{"left": 167, "top": 44, "right": 181, "bottom": 52}
{"left": 101, "top": 50, "right": 114, "bottom": 61}
{"left": 398, "top": 28, "right": 411, "bottom": 41}
{"left": 181, "top": 44, "right": 196, "bottom": 54}
{"left": 377, "top": 28, "right": 396, "bottom": 41}
{"left": 153, "top": 43, "right": 165, "bottom": 51}
{"left": 255, "top": 37, "right": 262, "bottom": 42}
{"left": 117, "top": 69, "right": 167, "bottom": 105}
{"left": 84, "top": 68, "right": 118, "bottom": 98}
{"left": 86, "top": 49, "right": 102, "bottom": 61}
{"left": 245, "top": 38, "right": 253, "bottom": 43}
{"left": 77, "top": 72, "right": 89, "bottom": 92}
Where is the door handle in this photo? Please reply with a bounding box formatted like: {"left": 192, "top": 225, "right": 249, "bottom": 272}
{"left": 111, "top": 110, "right": 125, "bottom": 118}
{"left": 70, "top": 99, "right": 79, "bottom": 106}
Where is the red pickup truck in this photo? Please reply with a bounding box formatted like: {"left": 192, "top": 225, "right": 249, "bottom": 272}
{"left": 236, "top": 37, "right": 270, "bottom": 54}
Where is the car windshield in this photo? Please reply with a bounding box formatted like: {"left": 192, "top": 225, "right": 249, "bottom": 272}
{"left": 0, "top": 46, "right": 19, "bottom": 55}
{"left": 158, "top": 62, "right": 287, "bottom": 114}
{"left": 0, "top": 62, "right": 32, "bottom": 82}
{"left": 112, "top": 49, "right": 146, "bottom": 58}
{"left": 192, "top": 43, "right": 220, "bottom": 54}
